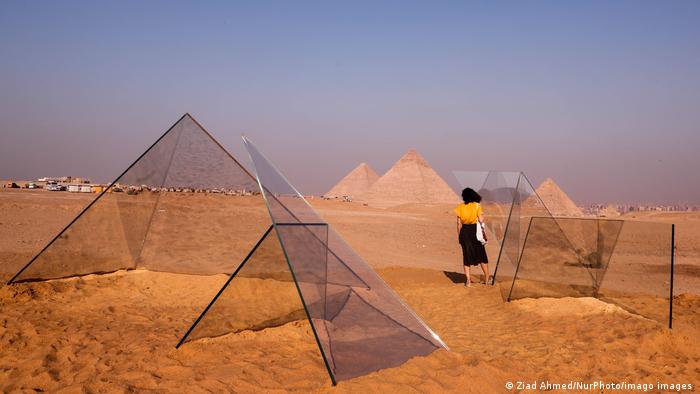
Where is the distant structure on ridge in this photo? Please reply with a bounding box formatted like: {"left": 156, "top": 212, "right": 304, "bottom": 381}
{"left": 535, "top": 178, "right": 583, "bottom": 217}
{"left": 325, "top": 162, "right": 379, "bottom": 200}
{"left": 598, "top": 204, "right": 621, "bottom": 217}
{"left": 361, "top": 149, "right": 459, "bottom": 207}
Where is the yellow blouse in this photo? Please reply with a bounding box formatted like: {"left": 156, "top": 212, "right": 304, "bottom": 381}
{"left": 454, "top": 202, "right": 483, "bottom": 225}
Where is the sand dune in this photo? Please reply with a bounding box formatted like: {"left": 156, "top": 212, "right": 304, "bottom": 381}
{"left": 1, "top": 189, "right": 699, "bottom": 391}
{"left": 1, "top": 268, "right": 698, "bottom": 392}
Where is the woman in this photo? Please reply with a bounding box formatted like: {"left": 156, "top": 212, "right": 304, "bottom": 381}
{"left": 454, "top": 187, "right": 490, "bottom": 287}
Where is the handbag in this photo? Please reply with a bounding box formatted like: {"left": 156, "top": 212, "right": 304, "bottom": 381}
{"left": 475, "top": 203, "right": 488, "bottom": 245}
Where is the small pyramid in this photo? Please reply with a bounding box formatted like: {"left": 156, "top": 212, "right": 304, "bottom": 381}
{"left": 535, "top": 178, "right": 583, "bottom": 217}
{"left": 362, "top": 149, "right": 459, "bottom": 206}
{"left": 325, "top": 163, "right": 379, "bottom": 199}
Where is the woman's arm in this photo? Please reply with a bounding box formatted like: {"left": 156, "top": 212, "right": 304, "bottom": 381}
{"left": 457, "top": 218, "right": 462, "bottom": 237}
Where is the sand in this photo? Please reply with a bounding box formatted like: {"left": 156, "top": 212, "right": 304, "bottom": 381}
{"left": 1, "top": 188, "right": 699, "bottom": 392}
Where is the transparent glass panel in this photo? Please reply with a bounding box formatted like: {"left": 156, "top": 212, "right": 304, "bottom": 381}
{"left": 0, "top": 188, "right": 93, "bottom": 283}
{"left": 452, "top": 170, "right": 674, "bottom": 326}
{"left": 479, "top": 171, "right": 520, "bottom": 247}
{"left": 8, "top": 114, "right": 266, "bottom": 282}
{"left": 181, "top": 227, "right": 307, "bottom": 343}
{"left": 452, "top": 171, "right": 489, "bottom": 192}
{"left": 510, "top": 218, "right": 672, "bottom": 326}
{"left": 493, "top": 174, "right": 569, "bottom": 298}
{"left": 509, "top": 217, "right": 600, "bottom": 300}
{"left": 243, "top": 140, "right": 322, "bottom": 226}
{"left": 135, "top": 115, "right": 264, "bottom": 276}
{"left": 8, "top": 191, "right": 137, "bottom": 281}
{"left": 494, "top": 188, "right": 520, "bottom": 297}
{"left": 242, "top": 136, "right": 447, "bottom": 382}
{"left": 138, "top": 193, "right": 269, "bottom": 276}
{"left": 452, "top": 170, "right": 520, "bottom": 250}
{"left": 554, "top": 218, "right": 624, "bottom": 289}
{"left": 598, "top": 220, "right": 673, "bottom": 325}
{"left": 9, "top": 116, "right": 184, "bottom": 282}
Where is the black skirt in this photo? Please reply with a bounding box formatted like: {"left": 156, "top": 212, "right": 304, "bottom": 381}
{"left": 459, "top": 224, "right": 489, "bottom": 266}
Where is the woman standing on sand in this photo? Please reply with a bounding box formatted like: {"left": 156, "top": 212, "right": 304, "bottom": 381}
{"left": 455, "top": 188, "right": 490, "bottom": 287}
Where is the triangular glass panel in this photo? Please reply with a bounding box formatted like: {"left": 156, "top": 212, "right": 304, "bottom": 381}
{"left": 550, "top": 218, "right": 624, "bottom": 292}
{"left": 508, "top": 216, "right": 596, "bottom": 300}
{"left": 242, "top": 136, "right": 447, "bottom": 383}
{"left": 492, "top": 174, "right": 521, "bottom": 297}
{"left": 592, "top": 219, "right": 625, "bottom": 287}
{"left": 597, "top": 220, "right": 673, "bottom": 325}
{"left": 504, "top": 174, "right": 593, "bottom": 300}
{"left": 452, "top": 171, "right": 489, "bottom": 192}
{"left": 177, "top": 226, "right": 309, "bottom": 344}
{"left": 479, "top": 171, "right": 520, "bottom": 248}
{"left": 489, "top": 173, "right": 581, "bottom": 300}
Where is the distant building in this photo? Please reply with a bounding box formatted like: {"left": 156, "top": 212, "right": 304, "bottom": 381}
{"left": 583, "top": 202, "right": 699, "bottom": 214}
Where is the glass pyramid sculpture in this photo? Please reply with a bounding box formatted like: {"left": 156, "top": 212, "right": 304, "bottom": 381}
{"left": 5, "top": 113, "right": 263, "bottom": 283}
{"left": 453, "top": 170, "right": 674, "bottom": 327}
{"left": 177, "top": 136, "right": 448, "bottom": 384}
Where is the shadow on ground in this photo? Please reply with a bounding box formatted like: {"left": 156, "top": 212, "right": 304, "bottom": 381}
{"left": 443, "top": 270, "right": 492, "bottom": 285}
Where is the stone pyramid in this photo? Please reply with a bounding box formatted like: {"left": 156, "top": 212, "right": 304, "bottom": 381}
{"left": 325, "top": 162, "right": 380, "bottom": 199}
{"left": 535, "top": 178, "right": 583, "bottom": 217}
{"left": 362, "top": 149, "right": 459, "bottom": 207}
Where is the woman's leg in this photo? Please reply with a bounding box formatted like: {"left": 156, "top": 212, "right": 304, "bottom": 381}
{"left": 480, "top": 263, "right": 490, "bottom": 284}
{"left": 458, "top": 228, "right": 471, "bottom": 287}
{"left": 463, "top": 265, "right": 471, "bottom": 287}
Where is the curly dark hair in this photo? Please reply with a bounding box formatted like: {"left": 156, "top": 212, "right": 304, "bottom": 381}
{"left": 461, "top": 187, "right": 482, "bottom": 204}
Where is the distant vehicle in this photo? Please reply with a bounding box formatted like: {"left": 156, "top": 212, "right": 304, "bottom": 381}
{"left": 26, "top": 182, "right": 38, "bottom": 189}
{"left": 4, "top": 182, "right": 20, "bottom": 189}
{"left": 67, "top": 185, "right": 81, "bottom": 193}
{"left": 46, "top": 181, "right": 65, "bottom": 191}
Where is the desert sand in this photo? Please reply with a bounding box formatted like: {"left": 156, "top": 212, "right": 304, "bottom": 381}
{"left": 1, "top": 188, "right": 699, "bottom": 392}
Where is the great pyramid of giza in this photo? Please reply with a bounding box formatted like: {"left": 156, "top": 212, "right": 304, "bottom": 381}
{"left": 361, "top": 149, "right": 459, "bottom": 207}
{"left": 535, "top": 178, "right": 583, "bottom": 217}
{"left": 325, "top": 162, "right": 379, "bottom": 199}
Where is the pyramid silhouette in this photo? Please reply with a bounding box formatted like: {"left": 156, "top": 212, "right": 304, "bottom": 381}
{"left": 535, "top": 178, "right": 583, "bottom": 217}
{"left": 325, "top": 162, "right": 379, "bottom": 199}
{"left": 362, "top": 149, "right": 458, "bottom": 207}
{"left": 4, "top": 115, "right": 448, "bottom": 385}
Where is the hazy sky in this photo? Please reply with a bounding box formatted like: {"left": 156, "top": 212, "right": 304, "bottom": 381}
{"left": 1, "top": 1, "right": 699, "bottom": 204}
